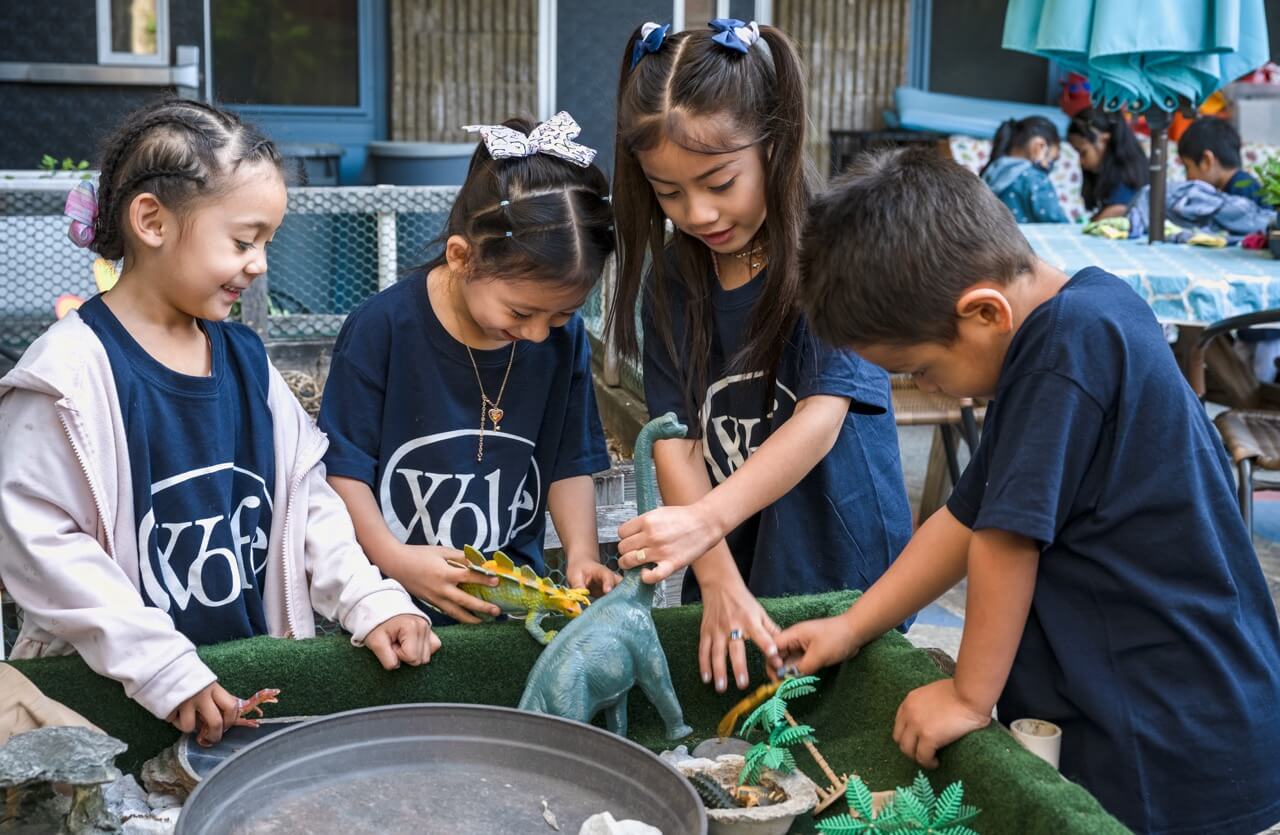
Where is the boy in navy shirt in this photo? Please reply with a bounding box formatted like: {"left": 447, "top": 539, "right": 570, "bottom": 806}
{"left": 776, "top": 147, "right": 1280, "bottom": 835}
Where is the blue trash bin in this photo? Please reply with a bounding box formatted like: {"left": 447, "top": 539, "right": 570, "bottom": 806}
{"left": 367, "top": 141, "right": 475, "bottom": 186}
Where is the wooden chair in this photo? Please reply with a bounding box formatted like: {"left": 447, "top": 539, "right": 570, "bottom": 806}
{"left": 890, "top": 375, "right": 985, "bottom": 522}
{"left": 1189, "top": 309, "right": 1280, "bottom": 535}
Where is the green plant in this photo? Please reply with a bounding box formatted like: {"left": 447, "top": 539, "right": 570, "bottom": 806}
{"left": 1258, "top": 158, "right": 1280, "bottom": 208}
{"left": 38, "top": 154, "right": 92, "bottom": 180}
{"left": 817, "top": 771, "right": 981, "bottom": 835}
{"left": 737, "top": 675, "right": 819, "bottom": 786}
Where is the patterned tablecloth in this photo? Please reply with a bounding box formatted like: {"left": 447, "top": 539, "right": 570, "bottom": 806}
{"left": 1019, "top": 223, "right": 1280, "bottom": 325}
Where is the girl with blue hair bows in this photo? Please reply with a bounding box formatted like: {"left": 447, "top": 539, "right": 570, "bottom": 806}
{"left": 611, "top": 20, "right": 913, "bottom": 695}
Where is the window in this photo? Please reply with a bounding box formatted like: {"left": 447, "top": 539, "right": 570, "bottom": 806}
{"left": 97, "top": 0, "right": 170, "bottom": 66}
{"left": 212, "top": 0, "right": 360, "bottom": 108}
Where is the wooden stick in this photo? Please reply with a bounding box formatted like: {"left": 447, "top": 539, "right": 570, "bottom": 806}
{"left": 784, "top": 709, "right": 846, "bottom": 789}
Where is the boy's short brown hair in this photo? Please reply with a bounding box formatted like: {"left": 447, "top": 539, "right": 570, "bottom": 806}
{"left": 800, "top": 147, "right": 1036, "bottom": 347}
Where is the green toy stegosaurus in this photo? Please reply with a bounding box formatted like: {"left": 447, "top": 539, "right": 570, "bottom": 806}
{"left": 448, "top": 545, "right": 592, "bottom": 644}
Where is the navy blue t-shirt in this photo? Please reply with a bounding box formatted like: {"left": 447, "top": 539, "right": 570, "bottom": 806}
{"left": 643, "top": 261, "right": 912, "bottom": 601}
{"left": 319, "top": 272, "right": 610, "bottom": 620}
{"left": 947, "top": 268, "right": 1280, "bottom": 835}
{"left": 78, "top": 295, "right": 275, "bottom": 646}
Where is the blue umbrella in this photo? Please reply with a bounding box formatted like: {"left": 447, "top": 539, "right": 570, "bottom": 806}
{"left": 1003, "top": 0, "right": 1269, "bottom": 242}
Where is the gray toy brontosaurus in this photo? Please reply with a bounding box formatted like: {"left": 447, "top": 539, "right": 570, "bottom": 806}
{"left": 517, "top": 412, "right": 693, "bottom": 740}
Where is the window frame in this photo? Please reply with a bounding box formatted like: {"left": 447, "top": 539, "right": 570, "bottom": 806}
{"left": 210, "top": 0, "right": 372, "bottom": 117}
{"left": 97, "top": 0, "right": 171, "bottom": 67}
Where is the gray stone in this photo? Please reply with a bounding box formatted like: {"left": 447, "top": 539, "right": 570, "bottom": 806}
{"left": 691, "top": 738, "right": 752, "bottom": 760}
{"left": 104, "top": 776, "right": 152, "bottom": 821}
{"left": 0, "top": 726, "right": 125, "bottom": 788}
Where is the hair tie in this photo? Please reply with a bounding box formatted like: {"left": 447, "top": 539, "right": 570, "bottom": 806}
{"left": 462, "top": 111, "right": 596, "bottom": 168}
{"left": 499, "top": 199, "right": 510, "bottom": 207}
{"left": 63, "top": 181, "right": 98, "bottom": 248}
{"left": 708, "top": 18, "right": 760, "bottom": 54}
{"left": 505, "top": 231, "right": 513, "bottom": 237}
{"left": 631, "top": 22, "right": 670, "bottom": 69}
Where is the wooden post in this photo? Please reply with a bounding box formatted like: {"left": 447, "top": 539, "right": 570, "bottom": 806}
{"left": 240, "top": 276, "right": 270, "bottom": 342}
{"left": 784, "top": 709, "right": 849, "bottom": 813}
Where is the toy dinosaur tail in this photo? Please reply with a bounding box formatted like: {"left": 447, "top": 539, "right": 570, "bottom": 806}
{"left": 517, "top": 688, "right": 546, "bottom": 713}
{"left": 634, "top": 413, "right": 688, "bottom": 515}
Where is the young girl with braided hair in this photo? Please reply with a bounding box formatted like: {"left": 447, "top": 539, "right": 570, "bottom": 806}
{"left": 320, "top": 112, "right": 619, "bottom": 625}
{"left": 609, "top": 20, "right": 913, "bottom": 695}
{"left": 0, "top": 98, "right": 435, "bottom": 746}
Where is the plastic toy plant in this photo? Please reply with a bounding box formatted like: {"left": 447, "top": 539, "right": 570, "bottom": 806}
{"left": 517, "top": 413, "right": 692, "bottom": 740}
{"left": 195, "top": 688, "right": 281, "bottom": 747}
{"left": 720, "top": 675, "right": 850, "bottom": 813}
{"left": 448, "top": 545, "right": 592, "bottom": 644}
{"left": 816, "top": 771, "right": 980, "bottom": 835}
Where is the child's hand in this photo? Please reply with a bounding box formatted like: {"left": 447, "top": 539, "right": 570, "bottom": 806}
{"left": 365, "top": 613, "right": 440, "bottom": 669}
{"left": 773, "top": 614, "right": 864, "bottom": 676}
{"left": 698, "top": 579, "right": 781, "bottom": 693}
{"left": 566, "top": 555, "right": 620, "bottom": 596}
{"left": 168, "top": 682, "right": 242, "bottom": 746}
{"left": 893, "top": 679, "right": 991, "bottom": 768}
{"left": 387, "top": 545, "right": 501, "bottom": 624}
{"left": 617, "top": 504, "right": 723, "bottom": 583}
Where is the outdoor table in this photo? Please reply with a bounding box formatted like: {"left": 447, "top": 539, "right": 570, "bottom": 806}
{"left": 1019, "top": 223, "right": 1280, "bottom": 326}
{"left": 11, "top": 590, "right": 1127, "bottom": 834}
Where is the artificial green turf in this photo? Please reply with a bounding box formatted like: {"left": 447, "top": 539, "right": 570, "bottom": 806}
{"left": 10, "top": 591, "right": 1127, "bottom": 834}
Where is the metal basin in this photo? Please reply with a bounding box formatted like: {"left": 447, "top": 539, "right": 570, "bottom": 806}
{"left": 175, "top": 703, "right": 705, "bottom": 835}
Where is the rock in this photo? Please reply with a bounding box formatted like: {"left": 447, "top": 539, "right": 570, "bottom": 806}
{"left": 104, "top": 776, "right": 152, "bottom": 821}
{"left": 657, "top": 746, "right": 717, "bottom": 772}
{"left": 146, "top": 792, "right": 184, "bottom": 810}
{"left": 578, "top": 811, "right": 664, "bottom": 835}
{"left": 690, "top": 737, "right": 752, "bottom": 760}
{"left": 139, "top": 745, "right": 195, "bottom": 799}
{"left": 0, "top": 726, "right": 125, "bottom": 788}
{"left": 0, "top": 727, "right": 128, "bottom": 834}
{"left": 121, "top": 807, "right": 180, "bottom": 835}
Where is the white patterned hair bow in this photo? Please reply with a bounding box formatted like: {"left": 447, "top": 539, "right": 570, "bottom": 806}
{"left": 462, "top": 111, "right": 596, "bottom": 168}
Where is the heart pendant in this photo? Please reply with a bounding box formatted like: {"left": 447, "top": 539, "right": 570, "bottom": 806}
{"left": 488, "top": 407, "right": 505, "bottom": 429}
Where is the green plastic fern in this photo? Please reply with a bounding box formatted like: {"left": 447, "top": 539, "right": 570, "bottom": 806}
{"left": 816, "top": 771, "right": 981, "bottom": 834}
{"left": 736, "top": 675, "right": 820, "bottom": 786}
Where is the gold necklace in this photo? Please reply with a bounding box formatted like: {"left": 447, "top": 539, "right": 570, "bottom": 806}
{"left": 466, "top": 343, "right": 516, "bottom": 462}
{"left": 731, "top": 238, "right": 767, "bottom": 272}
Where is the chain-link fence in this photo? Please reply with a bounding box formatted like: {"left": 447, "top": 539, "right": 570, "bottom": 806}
{"left": 1, "top": 182, "right": 627, "bottom": 357}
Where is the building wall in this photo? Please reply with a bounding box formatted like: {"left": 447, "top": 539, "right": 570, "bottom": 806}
{"left": 779, "top": 0, "right": 913, "bottom": 176}
{"left": 0, "top": 1, "right": 203, "bottom": 169}
{"left": 389, "top": 0, "right": 537, "bottom": 142}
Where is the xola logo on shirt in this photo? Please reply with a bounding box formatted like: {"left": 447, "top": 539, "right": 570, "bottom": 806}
{"left": 138, "top": 463, "right": 272, "bottom": 613}
{"left": 700, "top": 372, "right": 797, "bottom": 484}
{"left": 379, "top": 429, "right": 542, "bottom": 551}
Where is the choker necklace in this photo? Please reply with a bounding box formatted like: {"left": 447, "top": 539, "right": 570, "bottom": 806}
{"left": 732, "top": 238, "right": 767, "bottom": 272}
{"left": 465, "top": 343, "right": 516, "bottom": 462}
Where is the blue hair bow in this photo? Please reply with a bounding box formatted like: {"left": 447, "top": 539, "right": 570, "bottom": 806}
{"left": 631, "top": 22, "right": 670, "bottom": 69}
{"left": 708, "top": 18, "right": 760, "bottom": 54}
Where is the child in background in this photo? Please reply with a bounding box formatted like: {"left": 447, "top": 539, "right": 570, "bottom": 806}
{"left": 1068, "top": 107, "right": 1148, "bottom": 220}
{"left": 320, "top": 113, "right": 618, "bottom": 627}
{"left": 610, "top": 19, "right": 912, "bottom": 695}
{"left": 0, "top": 99, "right": 435, "bottom": 746}
{"left": 1178, "top": 118, "right": 1267, "bottom": 207}
{"left": 979, "top": 116, "right": 1068, "bottom": 223}
{"left": 777, "top": 147, "right": 1280, "bottom": 835}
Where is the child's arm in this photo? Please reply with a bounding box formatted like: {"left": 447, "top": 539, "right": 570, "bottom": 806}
{"left": 0, "top": 389, "right": 217, "bottom": 722}
{"left": 893, "top": 527, "right": 1038, "bottom": 768}
{"left": 618, "top": 394, "right": 849, "bottom": 579}
{"left": 547, "top": 475, "right": 618, "bottom": 595}
{"left": 775, "top": 505, "right": 973, "bottom": 671}
{"left": 651, "top": 437, "right": 782, "bottom": 692}
{"left": 326, "top": 474, "right": 500, "bottom": 623}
